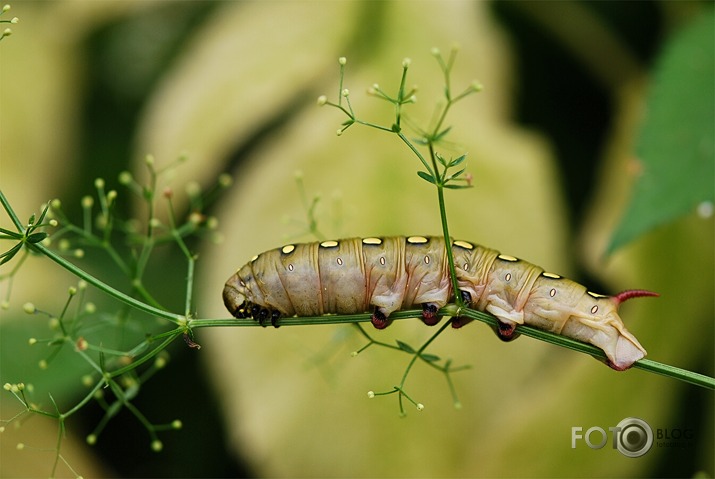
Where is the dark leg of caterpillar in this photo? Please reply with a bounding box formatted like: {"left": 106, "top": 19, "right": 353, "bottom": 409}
{"left": 494, "top": 320, "right": 520, "bottom": 342}
{"left": 421, "top": 303, "right": 441, "bottom": 326}
{"left": 451, "top": 291, "right": 473, "bottom": 328}
{"left": 270, "top": 310, "right": 281, "bottom": 328}
{"left": 230, "top": 301, "right": 249, "bottom": 319}
{"left": 371, "top": 307, "right": 390, "bottom": 330}
{"left": 256, "top": 307, "right": 271, "bottom": 327}
{"left": 451, "top": 316, "right": 472, "bottom": 329}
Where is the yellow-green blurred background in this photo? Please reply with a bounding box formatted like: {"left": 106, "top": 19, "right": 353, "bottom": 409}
{"left": 1, "top": 1, "right": 712, "bottom": 477}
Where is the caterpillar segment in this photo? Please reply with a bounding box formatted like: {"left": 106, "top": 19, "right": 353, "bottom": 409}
{"left": 223, "top": 236, "right": 657, "bottom": 370}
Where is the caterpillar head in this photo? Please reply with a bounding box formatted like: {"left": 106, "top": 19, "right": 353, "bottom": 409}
{"left": 587, "top": 289, "right": 658, "bottom": 371}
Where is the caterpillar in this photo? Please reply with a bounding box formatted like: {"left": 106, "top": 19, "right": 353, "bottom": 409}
{"left": 223, "top": 236, "right": 657, "bottom": 371}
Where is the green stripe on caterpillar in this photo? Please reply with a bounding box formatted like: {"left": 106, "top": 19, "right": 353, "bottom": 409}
{"left": 223, "top": 236, "right": 658, "bottom": 371}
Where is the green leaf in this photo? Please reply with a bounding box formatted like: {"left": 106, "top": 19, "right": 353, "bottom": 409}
{"left": 443, "top": 183, "right": 472, "bottom": 190}
{"left": 449, "top": 154, "right": 467, "bottom": 167}
{"left": 433, "top": 126, "right": 452, "bottom": 142}
{"left": 0, "top": 243, "right": 22, "bottom": 265}
{"left": 417, "top": 171, "right": 437, "bottom": 185}
{"left": 420, "top": 353, "right": 441, "bottom": 363}
{"left": 27, "top": 232, "right": 48, "bottom": 244}
{"left": 396, "top": 340, "right": 415, "bottom": 354}
{"left": 608, "top": 10, "right": 715, "bottom": 253}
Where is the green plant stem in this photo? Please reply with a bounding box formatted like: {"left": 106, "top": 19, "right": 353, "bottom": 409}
{"left": 27, "top": 241, "right": 183, "bottom": 324}
{"left": 188, "top": 306, "right": 714, "bottom": 390}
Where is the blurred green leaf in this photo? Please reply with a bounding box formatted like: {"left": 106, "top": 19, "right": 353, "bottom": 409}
{"left": 609, "top": 9, "right": 714, "bottom": 253}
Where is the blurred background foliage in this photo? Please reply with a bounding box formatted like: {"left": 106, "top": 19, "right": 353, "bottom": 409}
{"left": 0, "top": 1, "right": 713, "bottom": 477}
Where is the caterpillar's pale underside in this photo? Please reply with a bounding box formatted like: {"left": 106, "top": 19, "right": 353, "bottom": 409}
{"left": 223, "top": 236, "right": 657, "bottom": 370}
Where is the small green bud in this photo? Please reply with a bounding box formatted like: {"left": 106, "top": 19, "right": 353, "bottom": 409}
{"left": 86, "top": 434, "right": 97, "bottom": 445}
{"left": 81, "top": 196, "right": 94, "bottom": 209}
{"left": 68, "top": 286, "right": 77, "bottom": 296}
{"left": 367, "top": 391, "right": 375, "bottom": 399}
{"left": 38, "top": 359, "right": 48, "bottom": 370}
{"left": 341, "top": 88, "right": 349, "bottom": 97}
{"left": 2, "top": 5, "right": 10, "bottom": 12}
{"left": 338, "top": 56, "right": 346, "bottom": 65}
{"left": 73, "top": 249, "right": 84, "bottom": 258}
{"left": 172, "top": 420, "right": 183, "bottom": 430}
{"left": 185, "top": 181, "right": 200, "bottom": 197}
{"left": 416, "top": 403, "right": 424, "bottom": 411}
{"left": 49, "top": 219, "right": 58, "bottom": 227}
{"left": 106, "top": 190, "right": 117, "bottom": 203}
{"left": 118, "top": 171, "right": 133, "bottom": 185}
{"left": 218, "top": 173, "right": 232, "bottom": 188}
{"left": 22, "top": 303, "right": 35, "bottom": 314}
{"left": 316, "top": 95, "right": 327, "bottom": 106}
{"left": 430, "top": 47, "right": 440, "bottom": 57}
{"left": 81, "top": 375, "right": 93, "bottom": 387}
{"left": 84, "top": 302, "right": 96, "bottom": 314}
{"left": 145, "top": 154, "right": 155, "bottom": 166}
{"left": 16, "top": 442, "right": 24, "bottom": 450}
{"left": 402, "top": 57, "right": 411, "bottom": 68}
{"left": 94, "top": 178, "right": 105, "bottom": 189}
{"left": 151, "top": 440, "right": 163, "bottom": 452}
{"left": 50, "top": 199, "right": 61, "bottom": 209}
{"left": 28, "top": 338, "right": 37, "bottom": 346}
{"left": 471, "top": 80, "right": 483, "bottom": 92}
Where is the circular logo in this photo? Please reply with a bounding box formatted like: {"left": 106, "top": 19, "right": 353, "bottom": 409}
{"left": 615, "top": 417, "right": 653, "bottom": 458}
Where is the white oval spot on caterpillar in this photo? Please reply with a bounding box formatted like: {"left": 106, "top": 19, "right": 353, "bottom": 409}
{"left": 498, "top": 254, "right": 518, "bottom": 262}
{"left": 281, "top": 245, "right": 295, "bottom": 255}
{"left": 363, "top": 237, "right": 382, "bottom": 245}
{"left": 379, "top": 257, "right": 386, "bottom": 265}
{"left": 407, "top": 236, "right": 428, "bottom": 244}
{"left": 337, "top": 257, "right": 343, "bottom": 266}
{"left": 453, "top": 240, "right": 474, "bottom": 250}
{"left": 250, "top": 255, "right": 259, "bottom": 262}
{"left": 590, "top": 305, "right": 599, "bottom": 314}
{"left": 288, "top": 264, "right": 294, "bottom": 272}
{"left": 424, "top": 255, "right": 430, "bottom": 265}
{"left": 505, "top": 272, "right": 512, "bottom": 282}
{"left": 463, "top": 262, "right": 469, "bottom": 271}
{"left": 542, "top": 272, "right": 561, "bottom": 279}
{"left": 549, "top": 288, "right": 556, "bottom": 297}
{"left": 320, "top": 240, "right": 339, "bottom": 248}
{"left": 587, "top": 291, "right": 608, "bottom": 298}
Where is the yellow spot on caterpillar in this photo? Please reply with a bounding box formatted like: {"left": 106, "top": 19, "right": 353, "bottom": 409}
{"left": 498, "top": 254, "right": 518, "bottom": 262}
{"left": 336, "top": 257, "right": 343, "bottom": 266}
{"left": 453, "top": 240, "right": 473, "bottom": 250}
{"left": 363, "top": 237, "right": 382, "bottom": 245}
{"left": 407, "top": 236, "right": 428, "bottom": 244}
{"left": 590, "top": 305, "right": 599, "bottom": 314}
{"left": 505, "top": 272, "right": 512, "bottom": 282}
{"left": 549, "top": 288, "right": 556, "bottom": 297}
{"left": 281, "top": 245, "right": 295, "bottom": 254}
{"left": 587, "top": 291, "right": 608, "bottom": 298}
{"left": 250, "top": 255, "right": 259, "bottom": 262}
{"left": 320, "top": 240, "right": 339, "bottom": 248}
{"left": 542, "top": 272, "right": 561, "bottom": 279}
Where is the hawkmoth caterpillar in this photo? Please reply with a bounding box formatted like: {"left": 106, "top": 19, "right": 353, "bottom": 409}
{"left": 223, "top": 236, "right": 657, "bottom": 370}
